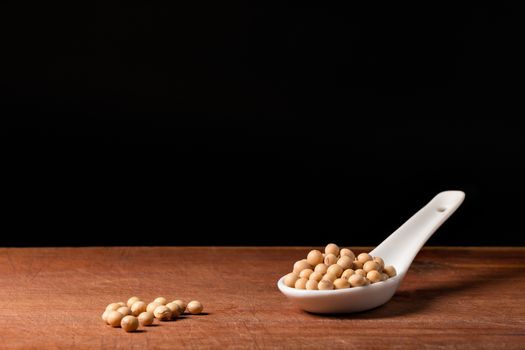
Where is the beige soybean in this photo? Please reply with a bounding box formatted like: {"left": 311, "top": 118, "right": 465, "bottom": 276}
{"left": 166, "top": 302, "right": 181, "bottom": 318}
{"left": 127, "top": 296, "right": 141, "bottom": 308}
{"left": 367, "top": 270, "right": 382, "bottom": 283}
{"left": 107, "top": 310, "right": 124, "bottom": 327}
{"left": 154, "top": 305, "right": 172, "bottom": 321}
{"left": 154, "top": 297, "right": 168, "bottom": 305}
{"left": 383, "top": 265, "right": 397, "bottom": 277}
{"left": 293, "top": 260, "right": 312, "bottom": 274}
{"left": 295, "top": 277, "right": 308, "bottom": 289}
{"left": 146, "top": 302, "right": 160, "bottom": 313}
{"left": 341, "top": 269, "right": 355, "bottom": 280}
{"left": 337, "top": 255, "right": 353, "bottom": 270}
{"left": 325, "top": 243, "right": 340, "bottom": 256}
{"left": 373, "top": 256, "right": 385, "bottom": 270}
{"left": 101, "top": 310, "right": 110, "bottom": 323}
{"left": 357, "top": 252, "right": 373, "bottom": 264}
{"left": 306, "top": 279, "right": 319, "bottom": 290}
{"left": 131, "top": 301, "right": 147, "bottom": 316}
{"left": 172, "top": 300, "right": 187, "bottom": 313}
{"left": 307, "top": 250, "right": 324, "bottom": 266}
{"left": 327, "top": 264, "right": 343, "bottom": 278}
{"left": 314, "top": 263, "right": 328, "bottom": 274}
{"left": 322, "top": 273, "right": 337, "bottom": 282}
{"left": 309, "top": 271, "right": 323, "bottom": 282}
{"left": 334, "top": 278, "right": 350, "bottom": 289}
{"left": 106, "top": 303, "right": 121, "bottom": 312}
{"left": 363, "top": 260, "right": 380, "bottom": 273}
{"left": 284, "top": 273, "right": 299, "bottom": 287}
{"left": 299, "top": 269, "right": 314, "bottom": 279}
{"left": 318, "top": 279, "right": 334, "bottom": 290}
{"left": 340, "top": 248, "right": 355, "bottom": 260}
{"left": 116, "top": 302, "right": 126, "bottom": 307}
{"left": 138, "top": 311, "right": 155, "bottom": 326}
{"left": 187, "top": 300, "right": 204, "bottom": 314}
{"left": 381, "top": 273, "right": 389, "bottom": 281}
{"left": 117, "top": 306, "right": 132, "bottom": 316}
{"left": 324, "top": 253, "right": 338, "bottom": 266}
{"left": 348, "top": 274, "right": 366, "bottom": 287}
{"left": 355, "top": 269, "right": 366, "bottom": 277}
{"left": 353, "top": 260, "right": 364, "bottom": 270}
{"left": 121, "top": 315, "right": 139, "bottom": 332}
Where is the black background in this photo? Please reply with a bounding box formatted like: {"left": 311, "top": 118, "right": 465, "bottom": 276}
{"left": 2, "top": 3, "right": 523, "bottom": 246}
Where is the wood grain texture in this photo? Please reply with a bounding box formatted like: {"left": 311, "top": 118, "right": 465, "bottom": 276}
{"left": 0, "top": 247, "right": 524, "bottom": 349}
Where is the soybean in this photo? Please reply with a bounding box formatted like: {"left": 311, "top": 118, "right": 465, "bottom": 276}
{"left": 102, "top": 310, "right": 110, "bottom": 323}
{"left": 127, "top": 296, "right": 141, "bottom": 308}
{"left": 318, "top": 279, "right": 334, "bottom": 290}
{"left": 325, "top": 243, "right": 340, "bottom": 256}
{"left": 146, "top": 302, "right": 160, "bottom": 314}
{"left": 131, "top": 301, "right": 147, "bottom": 316}
{"left": 367, "top": 270, "right": 382, "bottom": 283}
{"left": 299, "top": 269, "right": 314, "bottom": 279}
{"left": 187, "top": 300, "right": 204, "bottom": 314}
{"left": 284, "top": 273, "right": 299, "bottom": 288}
{"left": 324, "top": 253, "right": 338, "bottom": 266}
{"left": 306, "top": 279, "right": 319, "bottom": 290}
{"left": 357, "top": 253, "right": 373, "bottom": 264}
{"left": 314, "top": 263, "right": 328, "bottom": 274}
{"left": 363, "top": 261, "right": 380, "bottom": 273}
{"left": 340, "top": 248, "right": 355, "bottom": 260}
{"left": 322, "top": 273, "right": 337, "bottom": 282}
{"left": 384, "top": 265, "right": 397, "bottom": 277}
{"left": 373, "top": 256, "right": 385, "bottom": 270}
{"left": 327, "top": 264, "right": 343, "bottom": 278}
{"left": 341, "top": 269, "right": 355, "bottom": 280}
{"left": 106, "top": 303, "right": 121, "bottom": 312}
{"left": 295, "top": 277, "right": 308, "bottom": 289}
{"left": 117, "top": 306, "right": 132, "bottom": 316}
{"left": 348, "top": 274, "right": 366, "bottom": 287}
{"left": 334, "top": 278, "right": 350, "bottom": 289}
{"left": 337, "top": 255, "right": 353, "bottom": 270}
{"left": 355, "top": 269, "right": 367, "bottom": 277}
{"left": 353, "top": 260, "right": 364, "bottom": 270}
{"left": 138, "top": 311, "right": 154, "bottom": 326}
{"left": 107, "top": 310, "right": 124, "bottom": 327}
{"left": 172, "top": 300, "right": 187, "bottom": 313}
{"left": 309, "top": 271, "right": 324, "bottom": 282}
{"left": 166, "top": 302, "right": 181, "bottom": 318}
{"left": 153, "top": 305, "right": 172, "bottom": 321}
{"left": 293, "top": 260, "right": 312, "bottom": 274}
{"left": 154, "top": 297, "right": 168, "bottom": 305}
{"left": 121, "top": 315, "right": 139, "bottom": 332}
{"left": 307, "top": 250, "right": 324, "bottom": 266}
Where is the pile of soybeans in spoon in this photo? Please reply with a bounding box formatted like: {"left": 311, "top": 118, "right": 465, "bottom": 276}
{"left": 283, "top": 243, "right": 397, "bottom": 290}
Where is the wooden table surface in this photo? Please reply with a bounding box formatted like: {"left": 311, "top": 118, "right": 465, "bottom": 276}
{"left": 0, "top": 247, "right": 524, "bottom": 349}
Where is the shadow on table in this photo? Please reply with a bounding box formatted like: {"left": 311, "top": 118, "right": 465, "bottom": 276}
{"left": 305, "top": 267, "right": 517, "bottom": 319}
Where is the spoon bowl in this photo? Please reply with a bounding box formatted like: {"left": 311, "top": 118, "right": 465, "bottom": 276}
{"left": 277, "top": 191, "right": 465, "bottom": 313}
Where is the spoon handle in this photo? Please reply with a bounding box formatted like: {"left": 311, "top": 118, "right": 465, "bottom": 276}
{"left": 370, "top": 191, "right": 465, "bottom": 273}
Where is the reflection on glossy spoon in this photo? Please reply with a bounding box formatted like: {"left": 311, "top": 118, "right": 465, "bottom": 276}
{"left": 277, "top": 191, "right": 465, "bottom": 313}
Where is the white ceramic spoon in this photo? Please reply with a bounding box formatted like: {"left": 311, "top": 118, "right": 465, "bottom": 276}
{"left": 277, "top": 190, "right": 465, "bottom": 313}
